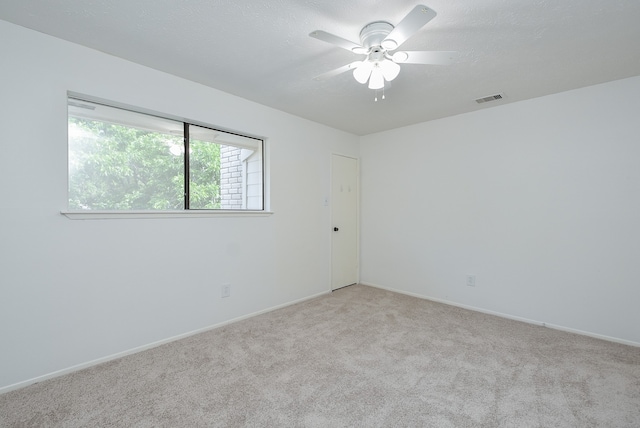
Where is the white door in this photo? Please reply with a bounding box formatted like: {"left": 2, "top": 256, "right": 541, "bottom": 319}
{"left": 331, "top": 154, "right": 358, "bottom": 290}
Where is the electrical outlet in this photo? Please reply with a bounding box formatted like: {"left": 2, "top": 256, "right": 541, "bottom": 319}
{"left": 221, "top": 284, "right": 231, "bottom": 298}
{"left": 466, "top": 275, "right": 476, "bottom": 287}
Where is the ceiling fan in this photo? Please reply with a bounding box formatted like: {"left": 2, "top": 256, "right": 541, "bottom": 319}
{"left": 309, "top": 5, "right": 457, "bottom": 98}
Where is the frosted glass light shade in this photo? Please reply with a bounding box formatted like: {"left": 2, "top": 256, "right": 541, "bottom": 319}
{"left": 353, "top": 59, "right": 401, "bottom": 88}
{"left": 353, "top": 61, "right": 373, "bottom": 84}
{"left": 379, "top": 59, "right": 400, "bottom": 81}
{"left": 368, "top": 68, "right": 385, "bottom": 89}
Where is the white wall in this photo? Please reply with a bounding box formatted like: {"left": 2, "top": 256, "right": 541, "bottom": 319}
{"left": 0, "top": 20, "right": 358, "bottom": 391}
{"left": 360, "top": 76, "right": 640, "bottom": 345}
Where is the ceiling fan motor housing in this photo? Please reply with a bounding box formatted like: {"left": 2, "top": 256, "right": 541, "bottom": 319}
{"left": 359, "top": 21, "right": 394, "bottom": 49}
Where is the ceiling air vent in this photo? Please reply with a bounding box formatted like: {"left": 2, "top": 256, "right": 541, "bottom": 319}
{"left": 475, "top": 93, "right": 504, "bottom": 104}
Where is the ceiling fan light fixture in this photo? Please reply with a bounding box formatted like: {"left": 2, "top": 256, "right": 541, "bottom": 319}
{"left": 379, "top": 59, "right": 401, "bottom": 81}
{"left": 368, "top": 67, "right": 385, "bottom": 89}
{"left": 353, "top": 61, "right": 373, "bottom": 84}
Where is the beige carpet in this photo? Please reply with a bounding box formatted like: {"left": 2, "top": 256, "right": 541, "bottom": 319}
{"left": 1, "top": 284, "right": 639, "bottom": 427}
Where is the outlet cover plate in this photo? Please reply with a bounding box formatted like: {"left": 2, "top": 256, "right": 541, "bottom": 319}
{"left": 221, "top": 284, "right": 231, "bottom": 298}
{"left": 466, "top": 275, "right": 476, "bottom": 287}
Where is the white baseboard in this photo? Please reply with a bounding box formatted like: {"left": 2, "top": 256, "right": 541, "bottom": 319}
{"left": 0, "top": 290, "right": 331, "bottom": 395}
{"left": 360, "top": 281, "right": 640, "bottom": 348}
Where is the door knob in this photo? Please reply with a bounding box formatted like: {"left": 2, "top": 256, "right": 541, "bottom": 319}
{"left": 334, "top": 227, "right": 339, "bottom": 231}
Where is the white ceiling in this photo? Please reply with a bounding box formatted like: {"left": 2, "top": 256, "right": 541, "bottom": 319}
{"left": 2, "top": 0, "right": 640, "bottom": 135}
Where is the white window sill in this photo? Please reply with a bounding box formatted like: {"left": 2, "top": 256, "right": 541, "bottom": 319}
{"left": 61, "top": 210, "right": 274, "bottom": 220}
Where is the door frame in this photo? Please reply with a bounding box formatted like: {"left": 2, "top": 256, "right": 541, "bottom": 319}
{"left": 330, "top": 153, "right": 360, "bottom": 291}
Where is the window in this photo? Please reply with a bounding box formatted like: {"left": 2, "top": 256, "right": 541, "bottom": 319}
{"left": 67, "top": 97, "right": 263, "bottom": 212}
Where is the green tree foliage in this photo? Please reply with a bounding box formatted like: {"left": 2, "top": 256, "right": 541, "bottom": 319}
{"left": 189, "top": 140, "right": 223, "bottom": 209}
{"left": 69, "top": 118, "right": 221, "bottom": 210}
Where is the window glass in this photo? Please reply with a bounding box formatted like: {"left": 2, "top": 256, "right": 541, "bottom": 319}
{"left": 189, "top": 125, "right": 262, "bottom": 210}
{"left": 68, "top": 98, "right": 263, "bottom": 211}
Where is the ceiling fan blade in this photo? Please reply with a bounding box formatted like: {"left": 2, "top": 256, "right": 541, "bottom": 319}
{"left": 313, "top": 61, "right": 363, "bottom": 81}
{"left": 394, "top": 51, "right": 458, "bottom": 65}
{"left": 382, "top": 5, "right": 437, "bottom": 50}
{"left": 309, "top": 30, "right": 364, "bottom": 53}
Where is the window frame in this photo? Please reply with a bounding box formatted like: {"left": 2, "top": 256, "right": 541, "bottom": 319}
{"left": 63, "top": 93, "right": 271, "bottom": 219}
